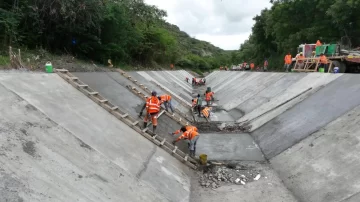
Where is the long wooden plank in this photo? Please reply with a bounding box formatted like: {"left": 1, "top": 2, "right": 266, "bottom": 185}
{"left": 55, "top": 69, "right": 197, "bottom": 169}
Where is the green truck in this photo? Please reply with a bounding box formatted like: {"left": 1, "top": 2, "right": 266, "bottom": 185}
{"left": 294, "top": 43, "right": 360, "bottom": 73}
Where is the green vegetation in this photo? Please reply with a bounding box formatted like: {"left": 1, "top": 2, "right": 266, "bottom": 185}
{"left": 0, "top": 0, "right": 232, "bottom": 71}
{"left": 231, "top": 0, "right": 360, "bottom": 70}
{"left": 0, "top": 55, "right": 9, "bottom": 66}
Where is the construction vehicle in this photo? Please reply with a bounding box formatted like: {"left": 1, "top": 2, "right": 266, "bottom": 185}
{"left": 292, "top": 43, "right": 360, "bottom": 73}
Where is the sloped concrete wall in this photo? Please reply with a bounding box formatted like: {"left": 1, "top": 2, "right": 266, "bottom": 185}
{"left": 0, "top": 72, "right": 192, "bottom": 202}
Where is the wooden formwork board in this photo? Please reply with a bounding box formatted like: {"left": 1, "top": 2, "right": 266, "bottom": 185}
{"left": 55, "top": 69, "right": 197, "bottom": 169}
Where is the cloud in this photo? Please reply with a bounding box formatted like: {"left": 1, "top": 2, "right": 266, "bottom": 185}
{"left": 145, "top": 0, "right": 271, "bottom": 50}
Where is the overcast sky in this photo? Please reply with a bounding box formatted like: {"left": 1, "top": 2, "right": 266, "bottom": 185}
{"left": 144, "top": 0, "right": 271, "bottom": 50}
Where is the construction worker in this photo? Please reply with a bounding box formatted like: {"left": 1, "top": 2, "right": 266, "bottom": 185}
{"left": 205, "top": 91, "right": 214, "bottom": 106}
{"left": 186, "top": 77, "right": 189, "bottom": 83}
{"left": 295, "top": 52, "right": 305, "bottom": 69}
{"left": 139, "top": 91, "right": 161, "bottom": 134}
{"left": 158, "top": 94, "right": 174, "bottom": 113}
{"left": 250, "top": 62, "right": 255, "bottom": 71}
{"left": 316, "top": 40, "right": 322, "bottom": 47}
{"left": 191, "top": 98, "right": 198, "bottom": 108}
{"left": 284, "top": 52, "right": 292, "bottom": 72}
{"left": 171, "top": 125, "right": 198, "bottom": 135}
{"left": 319, "top": 53, "right": 328, "bottom": 72}
{"left": 196, "top": 94, "right": 202, "bottom": 116}
{"left": 202, "top": 106, "right": 212, "bottom": 119}
{"left": 264, "top": 59, "right": 268, "bottom": 72}
{"left": 172, "top": 126, "right": 200, "bottom": 157}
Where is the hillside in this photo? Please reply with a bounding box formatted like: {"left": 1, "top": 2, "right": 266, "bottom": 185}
{"left": 0, "top": 0, "right": 232, "bottom": 72}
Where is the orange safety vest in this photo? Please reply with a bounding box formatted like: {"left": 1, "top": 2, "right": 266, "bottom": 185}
{"left": 250, "top": 63, "right": 255, "bottom": 69}
{"left": 205, "top": 92, "right": 214, "bottom": 101}
{"left": 316, "top": 40, "right": 322, "bottom": 47}
{"left": 160, "top": 94, "right": 171, "bottom": 102}
{"left": 174, "top": 125, "right": 198, "bottom": 135}
{"left": 320, "top": 55, "right": 328, "bottom": 64}
{"left": 176, "top": 130, "right": 199, "bottom": 141}
{"left": 192, "top": 98, "right": 198, "bottom": 106}
{"left": 297, "top": 55, "right": 305, "bottom": 63}
{"left": 202, "top": 107, "right": 211, "bottom": 118}
{"left": 285, "top": 54, "right": 292, "bottom": 64}
{"left": 146, "top": 96, "right": 160, "bottom": 114}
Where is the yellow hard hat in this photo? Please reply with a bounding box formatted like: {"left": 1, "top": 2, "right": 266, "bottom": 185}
{"left": 300, "top": 52, "right": 303, "bottom": 54}
{"left": 312, "top": 51, "right": 315, "bottom": 53}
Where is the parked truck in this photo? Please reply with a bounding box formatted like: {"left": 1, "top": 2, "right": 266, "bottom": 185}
{"left": 294, "top": 43, "right": 360, "bottom": 73}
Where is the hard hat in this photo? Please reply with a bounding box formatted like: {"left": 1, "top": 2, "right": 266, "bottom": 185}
{"left": 151, "top": 91, "right": 157, "bottom": 96}
{"left": 312, "top": 51, "right": 315, "bottom": 53}
{"left": 300, "top": 52, "right": 303, "bottom": 54}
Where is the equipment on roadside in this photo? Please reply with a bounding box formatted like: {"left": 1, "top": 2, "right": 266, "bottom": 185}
{"left": 292, "top": 43, "right": 360, "bottom": 73}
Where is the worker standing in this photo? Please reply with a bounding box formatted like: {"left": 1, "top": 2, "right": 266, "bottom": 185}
{"left": 264, "top": 59, "right": 268, "bottom": 72}
{"left": 316, "top": 40, "right": 322, "bottom": 47}
{"left": 196, "top": 94, "right": 202, "bottom": 116}
{"left": 319, "top": 53, "right": 328, "bottom": 72}
{"left": 295, "top": 52, "right": 305, "bottom": 69}
{"left": 250, "top": 62, "right": 255, "bottom": 71}
{"left": 158, "top": 94, "right": 174, "bottom": 114}
{"left": 172, "top": 126, "right": 200, "bottom": 157}
{"left": 284, "top": 52, "right": 292, "bottom": 72}
{"left": 139, "top": 91, "right": 161, "bottom": 134}
{"left": 186, "top": 77, "right": 189, "bottom": 83}
{"left": 205, "top": 91, "right": 214, "bottom": 106}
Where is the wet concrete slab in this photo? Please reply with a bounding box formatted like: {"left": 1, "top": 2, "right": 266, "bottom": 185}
{"left": 196, "top": 133, "right": 264, "bottom": 161}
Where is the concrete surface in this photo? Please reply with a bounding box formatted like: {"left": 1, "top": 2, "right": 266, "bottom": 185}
{"left": 196, "top": 133, "right": 264, "bottom": 161}
{"left": 251, "top": 74, "right": 360, "bottom": 159}
{"left": 5, "top": 69, "right": 360, "bottom": 202}
{"left": 0, "top": 71, "right": 192, "bottom": 202}
{"left": 190, "top": 162, "right": 298, "bottom": 202}
{"left": 73, "top": 72, "right": 188, "bottom": 152}
{"left": 271, "top": 104, "right": 360, "bottom": 202}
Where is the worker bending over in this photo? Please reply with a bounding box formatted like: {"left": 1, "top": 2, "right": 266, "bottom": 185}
{"left": 202, "top": 107, "right": 212, "bottom": 119}
{"left": 158, "top": 94, "right": 174, "bottom": 113}
{"left": 171, "top": 125, "right": 198, "bottom": 135}
{"left": 191, "top": 98, "right": 198, "bottom": 108}
{"left": 172, "top": 126, "right": 200, "bottom": 157}
{"left": 139, "top": 91, "right": 161, "bottom": 134}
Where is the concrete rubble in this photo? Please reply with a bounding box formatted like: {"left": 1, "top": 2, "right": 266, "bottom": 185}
{"left": 198, "top": 162, "right": 262, "bottom": 189}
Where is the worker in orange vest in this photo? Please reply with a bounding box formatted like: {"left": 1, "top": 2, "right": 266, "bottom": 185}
{"left": 158, "top": 94, "right": 174, "bottom": 113}
{"left": 319, "top": 53, "right": 328, "bottom": 72}
{"left": 139, "top": 91, "right": 161, "bottom": 133}
{"left": 295, "top": 52, "right": 305, "bottom": 69}
{"left": 250, "top": 62, "right": 255, "bottom": 71}
{"left": 284, "top": 52, "right": 292, "bottom": 72}
{"left": 205, "top": 91, "right": 214, "bottom": 106}
{"left": 316, "top": 40, "right": 322, "bottom": 47}
{"left": 191, "top": 98, "right": 198, "bottom": 108}
{"left": 172, "top": 126, "right": 200, "bottom": 157}
{"left": 171, "top": 125, "right": 198, "bottom": 135}
{"left": 202, "top": 107, "right": 212, "bottom": 118}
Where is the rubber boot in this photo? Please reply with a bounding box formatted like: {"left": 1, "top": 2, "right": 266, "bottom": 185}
{"left": 153, "top": 126, "right": 157, "bottom": 134}
{"left": 143, "top": 122, "right": 147, "bottom": 129}
{"left": 190, "top": 150, "right": 195, "bottom": 158}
